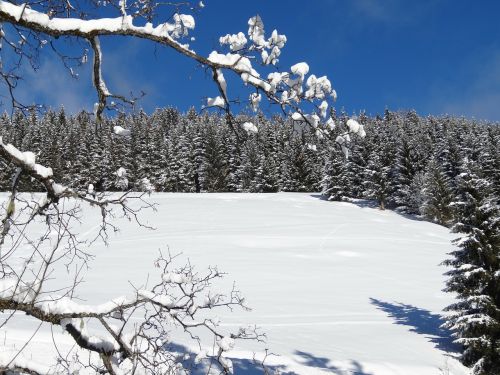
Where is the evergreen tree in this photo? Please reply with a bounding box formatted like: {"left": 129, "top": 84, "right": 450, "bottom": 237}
{"left": 443, "top": 162, "right": 500, "bottom": 375}
{"left": 322, "top": 150, "right": 350, "bottom": 201}
{"left": 421, "top": 158, "right": 456, "bottom": 226}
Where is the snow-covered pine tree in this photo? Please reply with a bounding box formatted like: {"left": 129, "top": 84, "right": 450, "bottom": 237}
{"left": 442, "top": 160, "right": 500, "bottom": 375}
{"left": 363, "top": 150, "right": 393, "bottom": 210}
{"left": 481, "top": 127, "right": 500, "bottom": 201}
{"left": 392, "top": 114, "right": 424, "bottom": 213}
{"left": 322, "top": 149, "right": 350, "bottom": 201}
{"left": 361, "top": 117, "right": 396, "bottom": 210}
{"left": 110, "top": 114, "right": 134, "bottom": 191}
{"left": 71, "top": 112, "right": 94, "bottom": 191}
{"left": 192, "top": 122, "right": 208, "bottom": 193}
{"left": 421, "top": 158, "right": 456, "bottom": 226}
{"left": 203, "top": 114, "right": 229, "bottom": 191}
{"left": 259, "top": 125, "right": 280, "bottom": 193}
{"left": 406, "top": 171, "right": 427, "bottom": 215}
{"left": 227, "top": 137, "right": 243, "bottom": 192}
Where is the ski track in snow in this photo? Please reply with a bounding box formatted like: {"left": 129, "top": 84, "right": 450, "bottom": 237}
{"left": 0, "top": 193, "right": 469, "bottom": 375}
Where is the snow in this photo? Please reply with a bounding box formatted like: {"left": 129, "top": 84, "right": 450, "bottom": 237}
{"left": 247, "top": 15, "right": 266, "bottom": 47}
{"left": 332, "top": 89, "right": 338, "bottom": 101}
{"left": 347, "top": 118, "right": 360, "bottom": 133}
{"left": 0, "top": 136, "right": 53, "bottom": 178}
{"left": 162, "top": 272, "right": 190, "bottom": 284}
{"left": 290, "top": 62, "right": 309, "bottom": 78}
{"left": 341, "top": 144, "right": 349, "bottom": 158}
{"left": 241, "top": 121, "right": 258, "bottom": 134}
{"left": 305, "top": 75, "right": 333, "bottom": 100}
{"left": 219, "top": 32, "right": 247, "bottom": 51}
{"left": 249, "top": 92, "right": 261, "bottom": 112}
{"left": 267, "top": 71, "right": 286, "bottom": 93}
{"left": 207, "top": 51, "right": 271, "bottom": 92}
{"left": 139, "top": 177, "right": 155, "bottom": 193}
{"left": 261, "top": 29, "right": 286, "bottom": 65}
{"left": 217, "top": 336, "right": 236, "bottom": 351}
{"left": 206, "top": 96, "right": 225, "bottom": 108}
{"left": 92, "top": 36, "right": 110, "bottom": 96}
{"left": 336, "top": 135, "right": 346, "bottom": 145}
{"left": 214, "top": 69, "right": 227, "bottom": 98}
{"left": 138, "top": 290, "right": 175, "bottom": 308}
{"left": 319, "top": 100, "right": 328, "bottom": 118}
{"left": 0, "top": 2, "right": 196, "bottom": 51}
{"left": 51, "top": 182, "right": 67, "bottom": 195}
{"left": 0, "top": 193, "right": 469, "bottom": 375}
{"left": 359, "top": 124, "right": 367, "bottom": 138}
{"left": 116, "top": 167, "right": 127, "bottom": 178}
{"left": 208, "top": 51, "right": 244, "bottom": 67}
{"left": 33, "top": 164, "right": 53, "bottom": 178}
{"left": 113, "top": 125, "right": 131, "bottom": 137}
{"left": 0, "top": 349, "right": 51, "bottom": 374}
{"left": 291, "top": 112, "right": 320, "bottom": 128}
{"left": 177, "top": 14, "right": 195, "bottom": 30}
{"left": 326, "top": 117, "right": 336, "bottom": 130}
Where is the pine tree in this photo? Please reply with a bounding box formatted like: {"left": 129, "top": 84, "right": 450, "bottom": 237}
{"left": 203, "top": 116, "right": 229, "bottom": 192}
{"left": 363, "top": 151, "right": 392, "bottom": 209}
{"left": 442, "top": 162, "right": 500, "bottom": 375}
{"left": 362, "top": 123, "right": 396, "bottom": 210}
{"left": 421, "top": 158, "right": 456, "bottom": 226}
{"left": 322, "top": 150, "right": 350, "bottom": 201}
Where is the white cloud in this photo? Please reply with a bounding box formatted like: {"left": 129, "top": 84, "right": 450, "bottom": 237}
{"left": 14, "top": 54, "right": 94, "bottom": 114}
{"left": 1, "top": 38, "right": 159, "bottom": 115}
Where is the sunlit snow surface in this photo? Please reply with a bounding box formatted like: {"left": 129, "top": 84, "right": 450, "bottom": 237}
{"left": 0, "top": 193, "right": 469, "bottom": 374}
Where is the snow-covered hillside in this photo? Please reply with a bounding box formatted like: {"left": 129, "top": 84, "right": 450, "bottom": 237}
{"left": 0, "top": 193, "right": 469, "bottom": 375}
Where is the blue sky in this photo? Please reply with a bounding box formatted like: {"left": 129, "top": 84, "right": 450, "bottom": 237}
{"left": 10, "top": 0, "right": 500, "bottom": 121}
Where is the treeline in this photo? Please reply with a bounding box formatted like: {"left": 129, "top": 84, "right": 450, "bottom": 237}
{"left": 0, "top": 108, "right": 498, "bottom": 226}
{"left": 322, "top": 110, "right": 500, "bottom": 226}
{"left": 0, "top": 108, "right": 324, "bottom": 194}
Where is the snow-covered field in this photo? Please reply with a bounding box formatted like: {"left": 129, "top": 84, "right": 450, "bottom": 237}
{"left": 1, "top": 193, "right": 469, "bottom": 375}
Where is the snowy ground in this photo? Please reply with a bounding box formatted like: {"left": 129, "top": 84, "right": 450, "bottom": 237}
{"left": 0, "top": 193, "right": 470, "bottom": 374}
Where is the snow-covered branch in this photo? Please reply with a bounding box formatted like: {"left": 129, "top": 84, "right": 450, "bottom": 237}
{"left": 0, "top": 0, "right": 356, "bottom": 138}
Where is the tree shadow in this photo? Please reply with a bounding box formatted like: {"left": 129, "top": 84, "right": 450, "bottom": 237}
{"left": 309, "top": 194, "right": 427, "bottom": 223}
{"left": 294, "top": 351, "right": 373, "bottom": 375}
{"left": 310, "top": 193, "right": 329, "bottom": 201}
{"left": 370, "top": 298, "right": 460, "bottom": 354}
{"left": 164, "top": 342, "right": 291, "bottom": 374}
{"left": 165, "top": 343, "right": 373, "bottom": 374}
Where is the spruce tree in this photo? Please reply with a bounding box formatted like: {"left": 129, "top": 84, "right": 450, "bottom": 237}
{"left": 443, "top": 162, "right": 500, "bottom": 375}
{"left": 322, "top": 150, "right": 350, "bottom": 201}
{"left": 421, "top": 158, "right": 456, "bottom": 226}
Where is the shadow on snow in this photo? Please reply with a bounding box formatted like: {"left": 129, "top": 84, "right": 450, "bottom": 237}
{"left": 293, "top": 350, "right": 373, "bottom": 375}
{"left": 370, "top": 298, "right": 460, "bottom": 355}
{"left": 309, "top": 194, "right": 427, "bottom": 223}
{"left": 166, "top": 342, "right": 373, "bottom": 374}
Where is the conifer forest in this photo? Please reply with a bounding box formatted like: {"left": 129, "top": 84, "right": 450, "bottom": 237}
{"left": 1, "top": 108, "right": 498, "bottom": 230}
